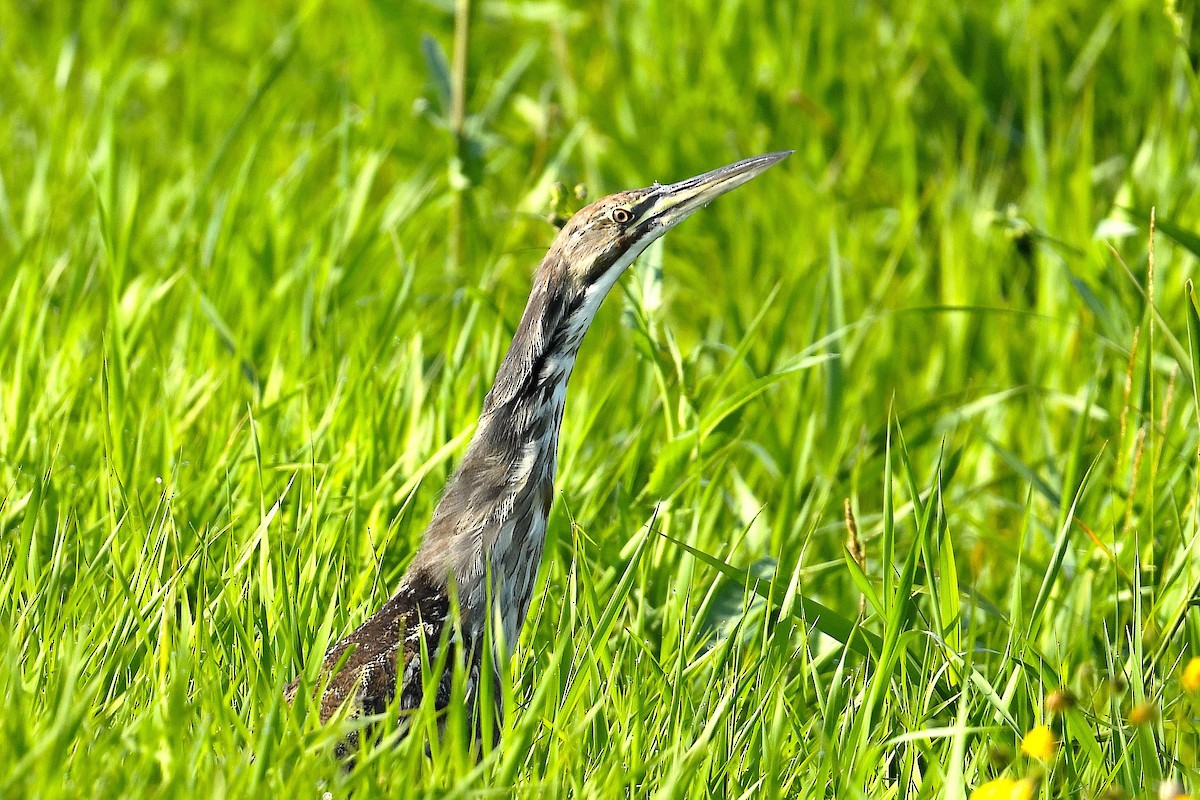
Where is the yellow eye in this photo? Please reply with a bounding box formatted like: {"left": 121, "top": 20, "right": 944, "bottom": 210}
{"left": 612, "top": 208, "right": 633, "bottom": 224}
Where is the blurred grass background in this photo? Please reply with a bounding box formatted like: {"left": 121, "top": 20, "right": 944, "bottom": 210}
{"left": 1, "top": 0, "right": 1199, "bottom": 796}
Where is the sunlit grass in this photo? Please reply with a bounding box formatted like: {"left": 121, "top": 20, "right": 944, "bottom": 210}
{"left": 1, "top": 1, "right": 1199, "bottom": 797}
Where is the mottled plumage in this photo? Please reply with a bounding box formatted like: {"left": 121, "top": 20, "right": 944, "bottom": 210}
{"left": 284, "top": 151, "right": 791, "bottom": 753}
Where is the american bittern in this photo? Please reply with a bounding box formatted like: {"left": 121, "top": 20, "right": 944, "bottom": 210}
{"left": 285, "top": 151, "right": 791, "bottom": 751}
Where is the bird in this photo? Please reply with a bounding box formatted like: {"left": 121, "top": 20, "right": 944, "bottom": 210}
{"left": 284, "top": 150, "right": 792, "bottom": 753}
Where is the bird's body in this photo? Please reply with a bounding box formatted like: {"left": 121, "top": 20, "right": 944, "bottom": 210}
{"left": 285, "top": 151, "right": 790, "bottom": 750}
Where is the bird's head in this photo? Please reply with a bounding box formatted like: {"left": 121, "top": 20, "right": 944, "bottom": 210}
{"left": 532, "top": 151, "right": 793, "bottom": 333}
{"left": 486, "top": 151, "right": 791, "bottom": 413}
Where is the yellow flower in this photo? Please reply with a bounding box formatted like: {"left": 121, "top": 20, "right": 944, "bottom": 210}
{"left": 1021, "top": 724, "right": 1057, "bottom": 761}
{"left": 1010, "top": 778, "right": 1038, "bottom": 800}
{"left": 1182, "top": 657, "right": 1200, "bottom": 693}
{"left": 970, "top": 777, "right": 1038, "bottom": 800}
{"left": 1127, "top": 702, "right": 1157, "bottom": 727}
{"left": 971, "top": 778, "right": 1015, "bottom": 800}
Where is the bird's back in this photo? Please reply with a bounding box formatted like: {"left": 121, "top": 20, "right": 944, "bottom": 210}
{"left": 284, "top": 568, "right": 471, "bottom": 750}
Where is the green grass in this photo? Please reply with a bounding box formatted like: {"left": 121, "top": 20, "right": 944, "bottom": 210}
{"left": 2, "top": 0, "right": 1200, "bottom": 796}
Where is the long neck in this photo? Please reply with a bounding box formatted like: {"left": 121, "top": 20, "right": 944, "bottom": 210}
{"left": 411, "top": 269, "right": 586, "bottom": 645}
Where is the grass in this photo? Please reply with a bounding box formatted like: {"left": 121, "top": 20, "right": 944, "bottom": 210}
{"left": 1, "top": 0, "right": 1199, "bottom": 796}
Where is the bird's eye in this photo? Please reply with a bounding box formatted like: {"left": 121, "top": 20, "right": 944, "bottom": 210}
{"left": 611, "top": 208, "right": 633, "bottom": 224}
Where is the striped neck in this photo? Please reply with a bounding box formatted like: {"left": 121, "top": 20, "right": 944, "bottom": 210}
{"left": 412, "top": 269, "right": 592, "bottom": 649}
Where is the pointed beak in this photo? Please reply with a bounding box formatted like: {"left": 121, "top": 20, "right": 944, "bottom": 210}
{"left": 643, "top": 150, "right": 792, "bottom": 230}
